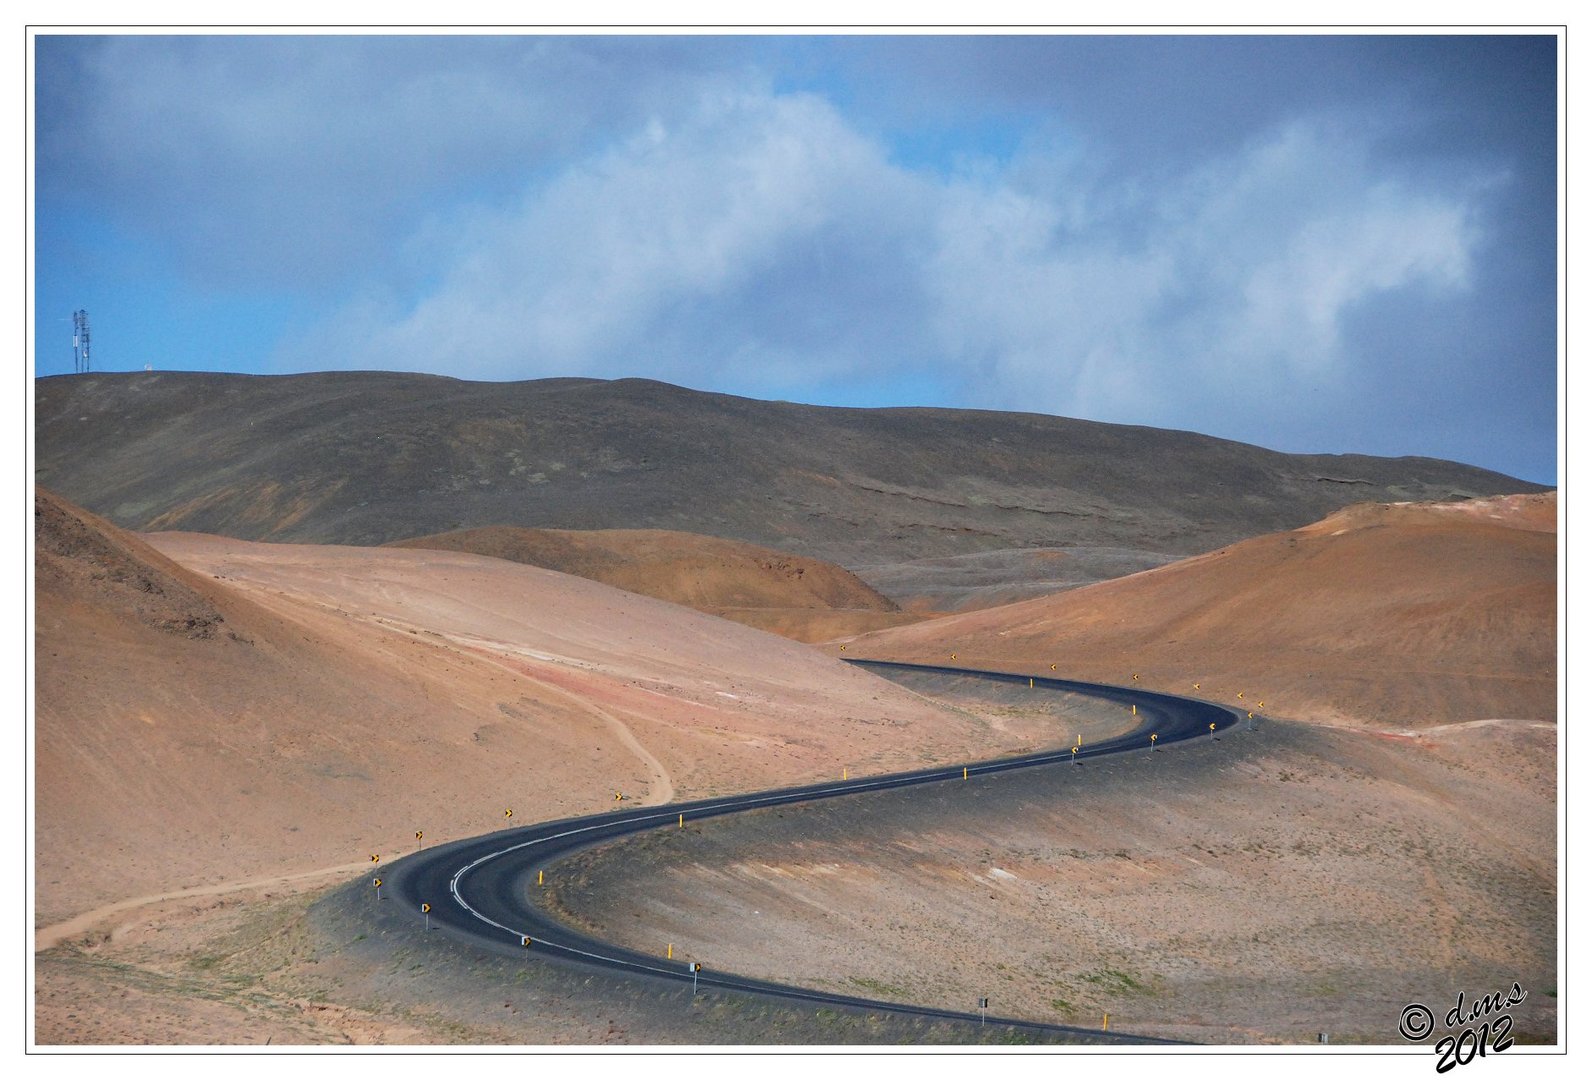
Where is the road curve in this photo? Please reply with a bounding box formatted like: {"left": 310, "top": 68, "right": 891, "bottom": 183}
{"left": 382, "top": 660, "right": 1242, "bottom": 1043}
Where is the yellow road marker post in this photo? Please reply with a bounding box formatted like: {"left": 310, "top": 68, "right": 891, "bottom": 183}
{"left": 1131, "top": 703, "right": 1136, "bottom": 716}
{"left": 415, "top": 830, "right": 424, "bottom": 852}
{"left": 421, "top": 902, "right": 431, "bottom": 931}
{"left": 372, "top": 877, "right": 383, "bottom": 901}
{"left": 370, "top": 854, "right": 380, "bottom": 864}
{"left": 1103, "top": 1013, "right": 1110, "bottom": 1031}
{"left": 963, "top": 767, "right": 968, "bottom": 780}
{"left": 842, "top": 767, "right": 848, "bottom": 781}
{"left": 1050, "top": 664, "right": 1057, "bottom": 671}
{"left": 679, "top": 813, "right": 684, "bottom": 828}
{"left": 522, "top": 936, "right": 532, "bottom": 948}
{"left": 1210, "top": 721, "right": 1219, "bottom": 740}
{"left": 1150, "top": 733, "right": 1159, "bottom": 752}
{"left": 504, "top": 808, "right": 513, "bottom": 821}
{"left": 1072, "top": 745, "right": 1079, "bottom": 765}
{"left": 538, "top": 870, "right": 544, "bottom": 887}
{"left": 1076, "top": 734, "right": 1082, "bottom": 747}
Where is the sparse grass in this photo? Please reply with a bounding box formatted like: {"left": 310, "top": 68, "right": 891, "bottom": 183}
{"left": 994, "top": 1027, "right": 1039, "bottom": 1045}
{"left": 1079, "top": 968, "right": 1155, "bottom": 996}
{"left": 846, "top": 975, "right": 908, "bottom": 999}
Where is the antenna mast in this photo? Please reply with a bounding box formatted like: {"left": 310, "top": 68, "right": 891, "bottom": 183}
{"left": 72, "top": 310, "right": 91, "bottom": 374}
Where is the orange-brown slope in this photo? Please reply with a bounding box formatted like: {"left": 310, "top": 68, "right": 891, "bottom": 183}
{"left": 386, "top": 525, "right": 923, "bottom": 642}
{"left": 847, "top": 493, "right": 1557, "bottom": 729}
{"left": 33, "top": 489, "right": 654, "bottom": 927}
{"left": 35, "top": 486, "right": 1066, "bottom": 932}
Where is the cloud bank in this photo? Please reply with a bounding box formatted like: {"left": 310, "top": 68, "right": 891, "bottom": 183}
{"left": 34, "top": 35, "right": 1557, "bottom": 482}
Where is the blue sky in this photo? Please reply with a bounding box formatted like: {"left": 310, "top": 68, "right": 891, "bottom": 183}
{"left": 32, "top": 33, "right": 1559, "bottom": 484}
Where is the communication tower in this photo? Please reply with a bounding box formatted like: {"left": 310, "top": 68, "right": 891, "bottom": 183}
{"left": 72, "top": 310, "right": 91, "bottom": 373}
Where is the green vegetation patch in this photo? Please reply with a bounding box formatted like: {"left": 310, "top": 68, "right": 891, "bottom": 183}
{"left": 846, "top": 975, "right": 909, "bottom": 999}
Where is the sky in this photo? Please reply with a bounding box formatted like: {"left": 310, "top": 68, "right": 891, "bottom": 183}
{"left": 31, "top": 32, "right": 1560, "bottom": 484}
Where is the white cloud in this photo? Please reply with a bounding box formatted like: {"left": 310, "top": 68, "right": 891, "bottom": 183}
{"left": 39, "top": 36, "right": 748, "bottom": 286}
{"left": 923, "top": 121, "right": 1480, "bottom": 424}
{"left": 279, "top": 86, "right": 1483, "bottom": 441}
{"left": 288, "top": 88, "right": 935, "bottom": 387}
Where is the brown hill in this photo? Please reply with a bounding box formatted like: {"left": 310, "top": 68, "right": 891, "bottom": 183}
{"left": 846, "top": 493, "right": 1557, "bottom": 728}
{"left": 35, "top": 485, "right": 232, "bottom": 641}
{"left": 35, "top": 373, "right": 1544, "bottom": 596}
{"left": 853, "top": 545, "right": 1180, "bottom": 613}
{"left": 34, "top": 487, "right": 1070, "bottom": 932}
{"left": 385, "top": 525, "right": 922, "bottom": 642}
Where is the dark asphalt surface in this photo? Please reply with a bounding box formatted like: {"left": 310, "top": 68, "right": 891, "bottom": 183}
{"left": 383, "top": 660, "right": 1243, "bottom": 1044}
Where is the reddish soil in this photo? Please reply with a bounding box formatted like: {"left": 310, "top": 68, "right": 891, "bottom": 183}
{"left": 34, "top": 489, "right": 1069, "bottom": 935}
{"left": 386, "top": 524, "right": 928, "bottom": 643}
{"left": 845, "top": 494, "right": 1557, "bottom": 729}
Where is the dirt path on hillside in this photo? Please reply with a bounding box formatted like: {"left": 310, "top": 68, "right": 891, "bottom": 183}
{"left": 449, "top": 635, "right": 676, "bottom": 805}
{"left": 1394, "top": 718, "right": 1557, "bottom": 737}
{"left": 35, "top": 861, "right": 370, "bottom": 952}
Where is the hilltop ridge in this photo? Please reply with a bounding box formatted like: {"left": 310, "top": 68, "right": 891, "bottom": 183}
{"left": 35, "top": 373, "right": 1542, "bottom": 597}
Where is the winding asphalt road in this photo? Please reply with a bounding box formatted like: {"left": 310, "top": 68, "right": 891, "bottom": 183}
{"left": 382, "top": 660, "right": 1243, "bottom": 1043}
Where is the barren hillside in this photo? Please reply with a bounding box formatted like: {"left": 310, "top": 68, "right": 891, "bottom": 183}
{"left": 847, "top": 493, "right": 1557, "bottom": 728}
{"left": 548, "top": 707, "right": 1557, "bottom": 1043}
{"left": 386, "top": 525, "right": 923, "bottom": 641}
{"left": 35, "top": 488, "right": 1085, "bottom": 932}
{"left": 35, "top": 373, "right": 1543, "bottom": 589}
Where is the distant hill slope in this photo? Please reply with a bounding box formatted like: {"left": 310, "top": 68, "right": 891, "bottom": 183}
{"left": 853, "top": 545, "right": 1181, "bottom": 613}
{"left": 386, "top": 525, "right": 897, "bottom": 611}
{"left": 386, "top": 525, "right": 921, "bottom": 643}
{"left": 36, "top": 372, "right": 1544, "bottom": 580}
{"left": 847, "top": 493, "right": 1558, "bottom": 729}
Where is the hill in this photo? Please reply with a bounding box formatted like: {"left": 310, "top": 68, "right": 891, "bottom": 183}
{"left": 385, "top": 525, "right": 922, "bottom": 641}
{"left": 34, "top": 373, "right": 1543, "bottom": 600}
{"left": 34, "top": 486, "right": 1062, "bottom": 931}
{"left": 845, "top": 493, "right": 1557, "bottom": 728}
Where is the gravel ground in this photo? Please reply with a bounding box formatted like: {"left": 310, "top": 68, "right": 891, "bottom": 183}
{"left": 537, "top": 713, "right": 1557, "bottom": 1046}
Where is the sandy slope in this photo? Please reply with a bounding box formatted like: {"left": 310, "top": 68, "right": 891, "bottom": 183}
{"left": 846, "top": 494, "right": 1557, "bottom": 729}
{"left": 386, "top": 524, "right": 925, "bottom": 643}
{"left": 35, "top": 488, "right": 1080, "bottom": 933}
{"left": 386, "top": 525, "right": 900, "bottom": 613}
